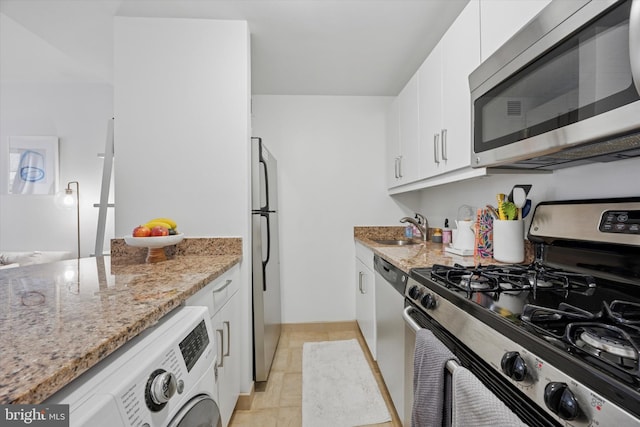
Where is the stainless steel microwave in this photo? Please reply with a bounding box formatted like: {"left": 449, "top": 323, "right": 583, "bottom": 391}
{"left": 470, "top": 0, "right": 640, "bottom": 170}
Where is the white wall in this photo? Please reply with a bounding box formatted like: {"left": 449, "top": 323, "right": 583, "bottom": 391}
{"left": 114, "top": 16, "right": 253, "bottom": 393}
{"left": 0, "top": 81, "right": 114, "bottom": 256}
{"left": 400, "top": 157, "right": 640, "bottom": 232}
{"left": 252, "top": 95, "right": 407, "bottom": 323}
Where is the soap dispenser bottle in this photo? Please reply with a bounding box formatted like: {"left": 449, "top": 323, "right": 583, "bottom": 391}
{"left": 442, "top": 219, "right": 452, "bottom": 244}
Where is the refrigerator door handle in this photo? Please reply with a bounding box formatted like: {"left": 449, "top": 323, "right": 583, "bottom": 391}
{"left": 262, "top": 211, "right": 271, "bottom": 291}
{"left": 259, "top": 147, "right": 270, "bottom": 211}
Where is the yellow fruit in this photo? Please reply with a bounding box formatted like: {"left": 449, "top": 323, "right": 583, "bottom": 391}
{"left": 148, "top": 217, "right": 177, "bottom": 229}
{"left": 144, "top": 220, "right": 172, "bottom": 230}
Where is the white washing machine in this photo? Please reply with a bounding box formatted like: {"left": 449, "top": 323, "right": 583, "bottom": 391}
{"left": 46, "top": 306, "right": 221, "bottom": 427}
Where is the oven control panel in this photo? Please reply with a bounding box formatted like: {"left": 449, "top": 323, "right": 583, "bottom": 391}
{"left": 599, "top": 210, "right": 640, "bottom": 234}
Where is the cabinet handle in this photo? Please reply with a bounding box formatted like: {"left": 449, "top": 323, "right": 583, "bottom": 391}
{"left": 441, "top": 129, "right": 448, "bottom": 161}
{"left": 358, "top": 271, "right": 367, "bottom": 294}
{"left": 433, "top": 134, "right": 440, "bottom": 164}
{"left": 212, "top": 279, "right": 232, "bottom": 293}
{"left": 398, "top": 156, "right": 403, "bottom": 178}
{"left": 394, "top": 157, "right": 399, "bottom": 178}
{"left": 223, "top": 320, "right": 231, "bottom": 357}
{"left": 216, "top": 329, "right": 224, "bottom": 367}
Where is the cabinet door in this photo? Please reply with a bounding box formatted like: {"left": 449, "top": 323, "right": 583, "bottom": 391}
{"left": 386, "top": 97, "right": 401, "bottom": 188}
{"left": 355, "top": 258, "right": 376, "bottom": 359}
{"left": 418, "top": 43, "right": 443, "bottom": 179}
{"left": 397, "top": 73, "right": 420, "bottom": 184}
{"left": 480, "top": 0, "right": 552, "bottom": 62}
{"left": 440, "top": 0, "right": 481, "bottom": 173}
{"left": 215, "top": 291, "right": 240, "bottom": 427}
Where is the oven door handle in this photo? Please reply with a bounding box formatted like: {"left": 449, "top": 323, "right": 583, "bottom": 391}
{"left": 404, "top": 306, "right": 461, "bottom": 374}
{"left": 403, "top": 306, "right": 423, "bottom": 332}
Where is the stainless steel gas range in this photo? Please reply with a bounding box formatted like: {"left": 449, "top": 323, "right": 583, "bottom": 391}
{"left": 403, "top": 198, "right": 640, "bottom": 427}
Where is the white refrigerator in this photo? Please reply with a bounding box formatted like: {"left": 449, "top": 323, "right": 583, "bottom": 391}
{"left": 251, "top": 137, "right": 282, "bottom": 382}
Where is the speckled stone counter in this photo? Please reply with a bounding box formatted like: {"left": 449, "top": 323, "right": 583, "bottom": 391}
{"left": 0, "top": 237, "right": 241, "bottom": 404}
{"left": 354, "top": 226, "right": 534, "bottom": 272}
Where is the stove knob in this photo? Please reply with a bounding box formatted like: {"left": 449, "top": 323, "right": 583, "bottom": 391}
{"left": 421, "top": 293, "right": 436, "bottom": 309}
{"left": 408, "top": 286, "right": 420, "bottom": 299}
{"left": 544, "top": 382, "right": 579, "bottom": 421}
{"left": 500, "top": 351, "right": 527, "bottom": 382}
{"left": 145, "top": 369, "right": 177, "bottom": 411}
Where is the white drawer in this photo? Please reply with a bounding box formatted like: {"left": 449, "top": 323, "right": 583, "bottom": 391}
{"left": 186, "top": 264, "right": 240, "bottom": 318}
{"left": 355, "top": 241, "right": 374, "bottom": 271}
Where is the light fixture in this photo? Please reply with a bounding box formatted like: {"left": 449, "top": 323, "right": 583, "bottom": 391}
{"left": 55, "top": 181, "right": 80, "bottom": 258}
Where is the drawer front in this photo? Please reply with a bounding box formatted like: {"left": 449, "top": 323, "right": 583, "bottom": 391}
{"left": 355, "top": 242, "right": 374, "bottom": 271}
{"left": 186, "top": 264, "right": 240, "bottom": 318}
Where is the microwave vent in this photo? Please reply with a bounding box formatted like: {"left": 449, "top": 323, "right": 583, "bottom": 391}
{"left": 507, "top": 101, "right": 522, "bottom": 116}
{"left": 547, "top": 133, "right": 640, "bottom": 160}
{"left": 502, "top": 131, "right": 640, "bottom": 170}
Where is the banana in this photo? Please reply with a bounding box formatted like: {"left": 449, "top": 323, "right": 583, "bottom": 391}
{"left": 144, "top": 220, "right": 172, "bottom": 230}
{"left": 148, "top": 217, "right": 177, "bottom": 229}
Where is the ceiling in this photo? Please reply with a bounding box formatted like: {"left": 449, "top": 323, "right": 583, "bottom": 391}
{"left": 0, "top": 0, "right": 469, "bottom": 96}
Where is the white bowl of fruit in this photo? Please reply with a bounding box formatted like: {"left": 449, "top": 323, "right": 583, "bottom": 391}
{"left": 124, "top": 218, "right": 184, "bottom": 262}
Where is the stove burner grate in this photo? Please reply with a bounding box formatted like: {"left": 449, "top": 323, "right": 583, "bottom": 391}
{"left": 430, "top": 262, "right": 597, "bottom": 296}
{"left": 522, "top": 300, "right": 640, "bottom": 379}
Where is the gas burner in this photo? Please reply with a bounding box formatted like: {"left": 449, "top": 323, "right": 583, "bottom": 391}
{"left": 578, "top": 327, "right": 637, "bottom": 361}
{"left": 460, "top": 274, "right": 491, "bottom": 290}
{"left": 522, "top": 302, "right": 595, "bottom": 324}
{"left": 606, "top": 301, "right": 640, "bottom": 325}
{"left": 569, "top": 323, "right": 640, "bottom": 372}
{"left": 522, "top": 301, "right": 640, "bottom": 375}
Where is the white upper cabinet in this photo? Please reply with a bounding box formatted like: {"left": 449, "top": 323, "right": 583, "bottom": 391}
{"left": 419, "top": 0, "right": 480, "bottom": 179}
{"left": 479, "top": 0, "right": 552, "bottom": 62}
{"left": 386, "top": 97, "right": 400, "bottom": 187}
{"left": 387, "top": 74, "right": 420, "bottom": 188}
{"left": 386, "top": 0, "right": 553, "bottom": 193}
{"left": 418, "top": 43, "right": 444, "bottom": 178}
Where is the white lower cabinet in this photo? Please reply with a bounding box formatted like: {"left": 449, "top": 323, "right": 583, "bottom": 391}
{"left": 355, "top": 242, "right": 376, "bottom": 359}
{"left": 214, "top": 289, "right": 240, "bottom": 427}
{"left": 186, "top": 264, "right": 240, "bottom": 427}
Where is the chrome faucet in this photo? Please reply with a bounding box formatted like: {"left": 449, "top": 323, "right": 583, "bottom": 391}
{"left": 400, "top": 213, "right": 429, "bottom": 241}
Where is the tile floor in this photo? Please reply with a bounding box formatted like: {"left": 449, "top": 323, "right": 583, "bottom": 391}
{"left": 228, "top": 322, "right": 402, "bottom": 427}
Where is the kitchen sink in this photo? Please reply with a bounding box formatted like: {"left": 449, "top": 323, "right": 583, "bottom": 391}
{"left": 373, "top": 239, "right": 420, "bottom": 246}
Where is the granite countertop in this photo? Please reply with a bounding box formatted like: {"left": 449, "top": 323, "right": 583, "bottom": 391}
{"left": 0, "top": 238, "right": 242, "bottom": 404}
{"left": 354, "top": 226, "right": 533, "bottom": 273}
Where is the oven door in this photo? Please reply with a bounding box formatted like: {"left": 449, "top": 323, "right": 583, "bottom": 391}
{"left": 402, "top": 301, "right": 559, "bottom": 427}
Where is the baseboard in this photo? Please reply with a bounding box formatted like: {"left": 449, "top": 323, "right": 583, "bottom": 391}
{"left": 234, "top": 382, "right": 255, "bottom": 411}
{"left": 281, "top": 320, "right": 358, "bottom": 333}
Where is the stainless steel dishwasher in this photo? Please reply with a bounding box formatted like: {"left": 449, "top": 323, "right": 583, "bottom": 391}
{"left": 374, "top": 255, "right": 407, "bottom": 420}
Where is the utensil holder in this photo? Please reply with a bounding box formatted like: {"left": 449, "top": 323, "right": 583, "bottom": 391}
{"left": 493, "top": 220, "right": 524, "bottom": 263}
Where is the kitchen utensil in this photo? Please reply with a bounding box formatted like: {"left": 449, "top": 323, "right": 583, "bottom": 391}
{"left": 512, "top": 187, "right": 527, "bottom": 220}
{"left": 496, "top": 194, "right": 506, "bottom": 220}
{"left": 507, "top": 185, "right": 532, "bottom": 203}
{"left": 499, "top": 200, "right": 517, "bottom": 220}
{"left": 522, "top": 199, "right": 532, "bottom": 218}
{"left": 485, "top": 204, "right": 499, "bottom": 219}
